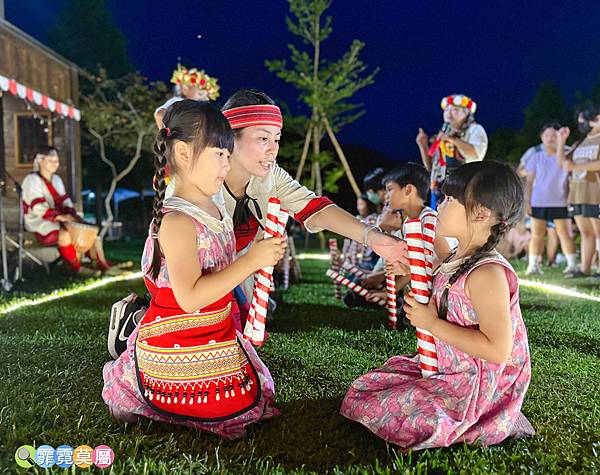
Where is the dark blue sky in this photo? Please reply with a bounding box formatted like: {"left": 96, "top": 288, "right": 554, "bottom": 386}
{"left": 7, "top": 0, "right": 600, "bottom": 160}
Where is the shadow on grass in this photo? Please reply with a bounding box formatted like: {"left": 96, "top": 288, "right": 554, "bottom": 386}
{"left": 103, "top": 395, "right": 391, "bottom": 471}
{"left": 270, "top": 301, "right": 387, "bottom": 334}
{"left": 529, "top": 329, "right": 600, "bottom": 359}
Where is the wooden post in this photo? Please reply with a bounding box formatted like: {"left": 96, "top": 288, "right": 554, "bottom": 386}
{"left": 295, "top": 123, "right": 313, "bottom": 181}
{"left": 322, "top": 115, "right": 361, "bottom": 197}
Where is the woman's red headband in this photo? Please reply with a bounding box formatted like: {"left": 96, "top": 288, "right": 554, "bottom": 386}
{"left": 223, "top": 105, "right": 283, "bottom": 130}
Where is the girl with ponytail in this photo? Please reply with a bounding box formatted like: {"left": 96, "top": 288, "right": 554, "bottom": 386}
{"left": 103, "top": 100, "right": 285, "bottom": 438}
{"left": 341, "top": 161, "right": 534, "bottom": 450}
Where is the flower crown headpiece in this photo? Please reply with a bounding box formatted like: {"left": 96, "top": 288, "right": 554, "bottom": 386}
{"left": 440, "top": 94, "right": 477, "bottom": 114}
{"left": 170, "top": 64, "right": 220, "bottom": 101}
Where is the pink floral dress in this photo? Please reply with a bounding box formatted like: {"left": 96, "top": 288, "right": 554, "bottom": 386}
{"left": 102, "top": 197, "right": 279, "bottom": 439}
{"left": 341, "top": 251, "right": 534, "bottom": 450}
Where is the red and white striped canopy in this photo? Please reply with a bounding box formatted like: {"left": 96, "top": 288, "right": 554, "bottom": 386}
{"left": 0, "top": 73, "right": 81, "bottom": 121}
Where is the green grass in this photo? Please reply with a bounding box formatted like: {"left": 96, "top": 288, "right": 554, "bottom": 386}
{"left": 0, "top": 244, "right": 599, "bottom": 474}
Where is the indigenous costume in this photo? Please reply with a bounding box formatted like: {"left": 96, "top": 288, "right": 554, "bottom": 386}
{"left": 428, "top": 95, "right": 488, "bottom": 207}
{"left": 102, "top": 197, "right": 278, "bottom": 438}
{"left": 21, "top": 172, "right": 102, "bottom": 272}
{"left": 215, "top": 104, "right": 334, "bottom": 298}
{"left": 341, "top": 251, "right": 533, "bottom": 450}
{"left": 22, "top": 172, "right": 77, "bottom": 246}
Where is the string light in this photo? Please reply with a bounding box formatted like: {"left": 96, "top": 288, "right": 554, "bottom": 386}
{"left": 0, "top": 271, "right": 143, "bottom": 316}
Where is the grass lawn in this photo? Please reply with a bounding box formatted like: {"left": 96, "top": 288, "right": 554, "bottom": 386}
{"left": 0, "top": 241, "right": 599, "bottom": 474}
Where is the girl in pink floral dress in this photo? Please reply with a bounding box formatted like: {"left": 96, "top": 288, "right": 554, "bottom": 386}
{"left": 102, "top": 100, "right": 286, "bottom": 439}
{"left": 341, "top": 161, "right": 534, "bottom": 450}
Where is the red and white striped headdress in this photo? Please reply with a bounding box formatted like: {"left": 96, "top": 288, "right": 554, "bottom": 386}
{"left": 223, "top": 105, "right": 283, "bottom": 130}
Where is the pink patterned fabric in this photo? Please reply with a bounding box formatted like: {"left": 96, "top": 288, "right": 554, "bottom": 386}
{"left": 102, "top": 197, "right": 279, "bottom": 439}
{"left": 341, "top": 252, "right": 533, "bottom": 450}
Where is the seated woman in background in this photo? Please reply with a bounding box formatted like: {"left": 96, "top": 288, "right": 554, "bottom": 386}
{"left": 22, "top": 146, "right": 119, "bottom": 277}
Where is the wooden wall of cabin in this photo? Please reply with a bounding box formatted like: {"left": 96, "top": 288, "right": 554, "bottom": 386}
{"left": 0, "top": 27, "right": 78, "bottom": 106}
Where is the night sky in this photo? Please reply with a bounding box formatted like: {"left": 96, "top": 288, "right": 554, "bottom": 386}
{"left": 7, "top": 0, "right": 600, "bottom": 161}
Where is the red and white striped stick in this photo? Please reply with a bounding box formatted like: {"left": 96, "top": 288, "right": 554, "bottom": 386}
{"left": 244, "top": 197, "right": 281, "bottom": 346}
{"left": 329, "top": 238, "right": 342, "bottom": 299}
{"left": 341, "top": 262, "right": 368, "bottom": 279}
{"left": 385, "top": 272, "right": 397, "bottom": 329}
{"left": 421, "top": 212, "right": 437, "bottom": 289}
{"left": 282, "top": 245, "right": 291, "bottom": 289}
{"left": 404, "top": 218, "right": 439, "bottom": 376}
{"left": 278, "top": 209, "right": 291, "bottom": 290}
{"left": 325, "top": 268, "right": 385, "bottom": 306}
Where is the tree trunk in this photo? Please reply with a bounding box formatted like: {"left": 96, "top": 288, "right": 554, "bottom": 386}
{"left": 295, "top": 122, "right": 313, "bottom": 181}
{"left": 91, "top": 128, "right": 147, "bottom": 239}
{"left": 322, "top": 115, "right": 361, "bottom": 197}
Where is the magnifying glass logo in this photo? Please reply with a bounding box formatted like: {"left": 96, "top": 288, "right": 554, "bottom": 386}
{"left": 15, "top": 445, "right": 36, "bottom": 468}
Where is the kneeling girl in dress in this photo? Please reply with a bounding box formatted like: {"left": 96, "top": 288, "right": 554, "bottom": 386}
{"left": 102, "top": 100, "right": 286, "bottom": 439}
{"left": 341, "top": 161, "right": 534, "bottom": 450}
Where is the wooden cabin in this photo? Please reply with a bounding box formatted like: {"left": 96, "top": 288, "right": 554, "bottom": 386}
{"left": 0, "top": 15, "right": 81, "bottom": 229}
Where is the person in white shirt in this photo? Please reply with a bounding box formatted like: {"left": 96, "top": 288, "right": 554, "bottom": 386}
{"left": 416, "top": 94, "right": 488, "bottom": 208}
{"left": 22, "top": 146, "right": 118, "bottom": 276}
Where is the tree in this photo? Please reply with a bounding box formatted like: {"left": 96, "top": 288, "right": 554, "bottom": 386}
{"left": 266, "top": 0, "right": 378, "bottom": 197}
{"left": 521, "top": 81, "right": 571, "bottom": 145}
{"left": 80, "top": 69, "right": 168, "bottom": 238}
{"left": 47, "top": 0, "right": 132, "bottom": 78}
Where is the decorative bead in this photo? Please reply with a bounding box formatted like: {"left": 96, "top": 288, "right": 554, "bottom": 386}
{"left": 216, "top": 389, "right": 221, "bottom": 402}
{"left": 149, "top": 390, "right": 154, "bottom": 401}
{"left": 182, "top": 393, "right": 186, "bottom": 405}
{"left": 167, "top": 394, "right": 171, "bottom": 404}
{"left": 203, "top": 391, "right": 208, "bottom": 404}
{"left": 174, "top": 392, "right": 179, "bottom": 404}
{"left": 230, "top": 385, "right": 235, "bottom": 397}
{"left": 188, "top": 393, "right": 194, "bottom": 405}
{"left": 225, "top": 387, "right": 229, "bottom": 399}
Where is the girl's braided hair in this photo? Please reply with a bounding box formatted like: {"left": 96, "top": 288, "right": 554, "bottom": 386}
{"left": 149, "top": 99, "right": 234, "bottom": 280}
{"left": 437, "top": 161, "right": 524, "bottom": 319}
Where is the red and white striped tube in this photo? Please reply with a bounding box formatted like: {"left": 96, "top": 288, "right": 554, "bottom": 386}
{"left": 278, "top": 209, "right": 291, "bottom": 290}
{"left": 325, "top": 268, "right": 385, "bottom": 306}
{"left": 421, "top": 213, "right": 437, "bottom": 289}
{"left": 341, "top": 262, "right": 367, "bottom": 279}
{"left": 385, "top": 272, "right": 397, "bottom": 329}
{"left": 404, "top": 218, "right": 438, "bottom": 376}
{"left": 328, "top": 238, "right": 342, "bottom": 299}
{"left": 282, "top": 245, "right": 291, "bottom": 289}
{"left": 244, "top": 197, "right": 281, "bottom": 346}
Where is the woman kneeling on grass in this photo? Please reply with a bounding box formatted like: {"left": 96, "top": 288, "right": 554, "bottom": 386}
{"left": 341, "top": 161, "right": 534, "bottom": 450}
{"left": 102, "top": 100, "right": 285, "bottom": 439}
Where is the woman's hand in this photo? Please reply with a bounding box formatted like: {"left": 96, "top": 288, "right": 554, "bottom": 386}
{"left": 556, "top": 126, "right": 570, "bottom": 144}
{"left": 416, "top": 128, "right": 429, "bottom": 149}
{"left": 403, "top": 292, "right": 439, "bottom": 331}
{"left": 440, "top": 133, "right": 457, "bottom": 145}
{"left": 368, "top": 231, "right": 408, "bottom": 266}
{"left": 246, "top": 236, "right": 287, "bottom": 270}
{"left": 56, "top": 214, "right": 76, "bottom": 223}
